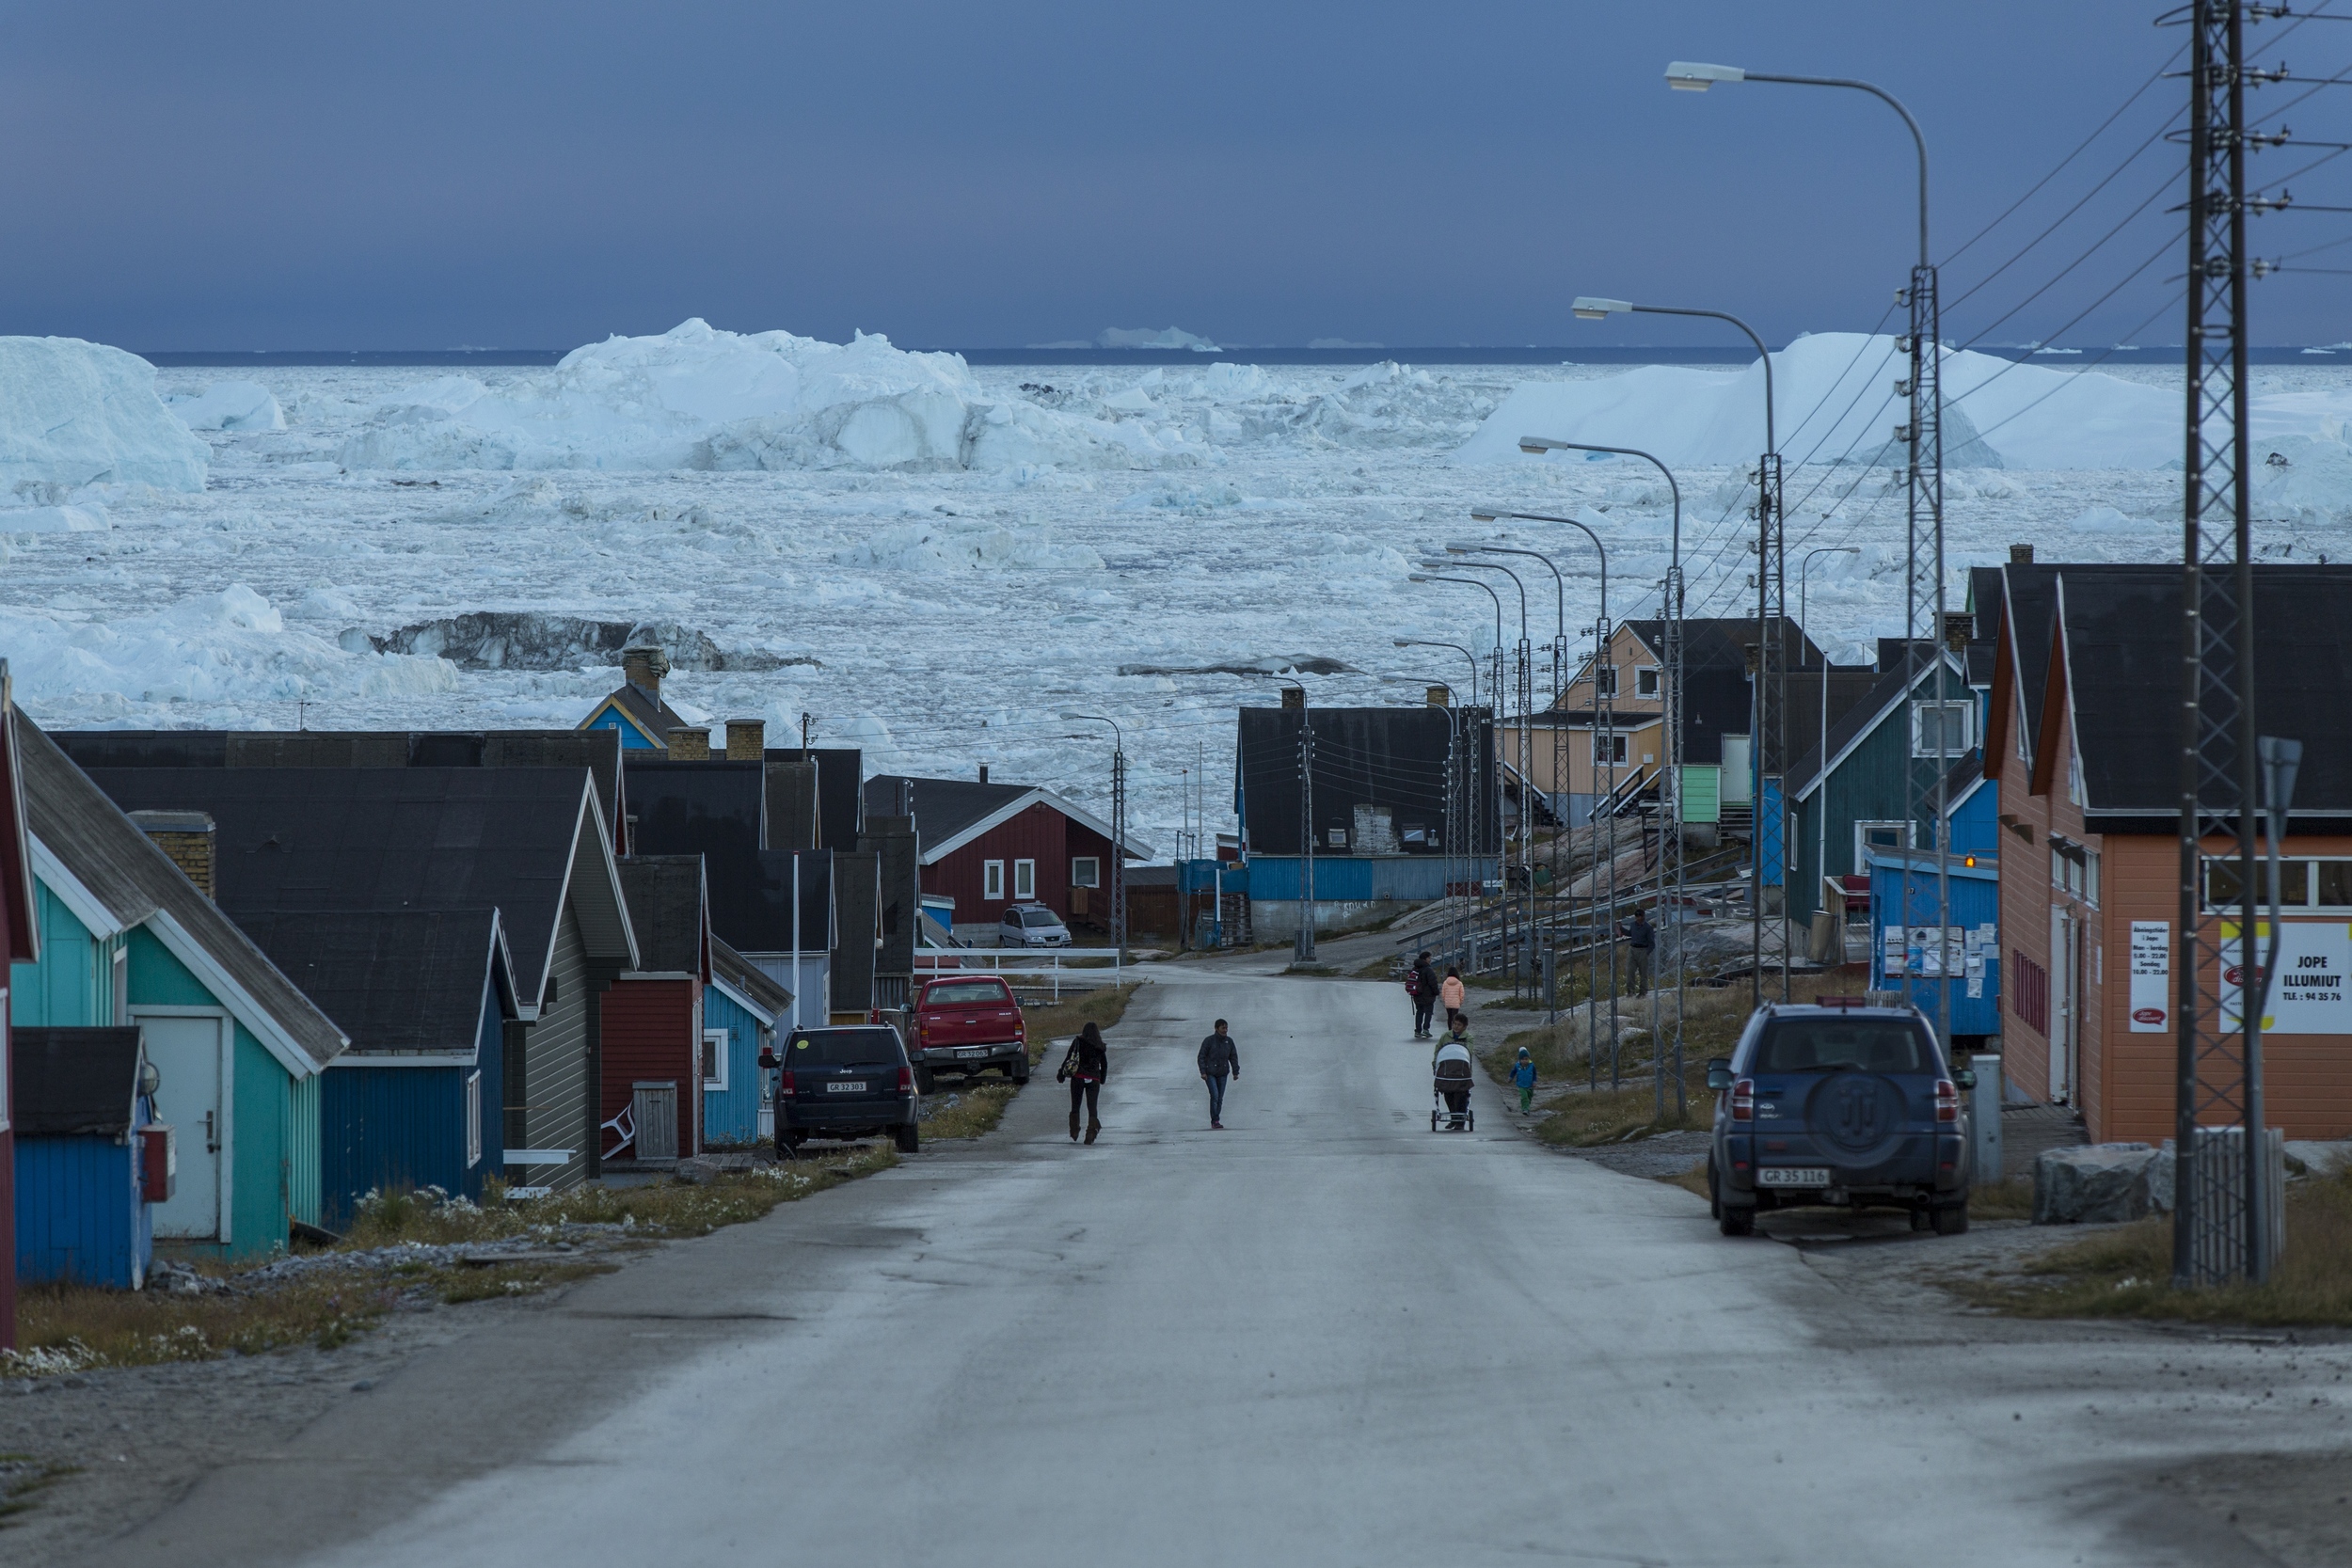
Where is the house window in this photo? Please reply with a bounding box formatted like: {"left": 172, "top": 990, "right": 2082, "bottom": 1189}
{"left": 1635, "top": 666, "right": 1661, "bottom": 698}
{"left": 1854, "top": 820, "right": 1912, "bottom": 865}
{"left": 1327, "top": 828, "right": 1348, "bottom": 847}
{"left": 1072, "top": 856, "right": 1101, "bottom": 889}
{"left": 1593, "top": 665, "right": 1618, "bottom": 698}
{"left": 2209, "top": 856, "right": 2349, "bottom": 910}
{"left": 465, "top": 1071, "right": 482, "bottom": 1168}
{"left": 1911, "top": 701, "right": 1973, "bottom": 759}
{"left": 1594, "top": 732, "right": 1629, "bottom": 766}
{"left": 703, "top": 1028, "right": 728, "bottom": 1092}
{"left": 983, "top": 860, "right": 1005, "bottom": 900}
{"left": 1013, "top": 859, "right": 1036, "bottom": 899}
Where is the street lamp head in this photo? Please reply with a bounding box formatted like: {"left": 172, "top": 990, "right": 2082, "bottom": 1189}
{"left": 1407, "top": 573, "right": 1435, "bottom": 583}
{"left": 1514, "top": 440, "right": 1561, "bottom": 456}
{"left": 1469, "top": 508, "right": 1502, "bottom": 522}
{"left": 1571, "top": 296, "right": 1632, "bottom": 320}
{"left": 1666, "top": 60, "right": 1745, "bottom": 91}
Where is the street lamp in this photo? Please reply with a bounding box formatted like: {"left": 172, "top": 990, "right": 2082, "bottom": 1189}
{"left": 1799, "top": 546, "right": 1862, "bottom": 911}
{"left": 1394, "top": 638, "right": 1482, "bottom": 708}
{"left": 1395, "top": 655, "right": 1475, "bottom": 966}
{"left": 1507, "top": 443, "right": 1689, "bottom": 1107}
{"left": 1430, "top": 554, "right": 1538, "bottom": 993}
{"left": 1061, "top": 713, "right": 1126, "bottom": 959}
{"left": 1569, "top": 295, "right": 1786, "bottom": 1005}
{"left": 1410, "top": 572, "right": 1508, "bottom": 953}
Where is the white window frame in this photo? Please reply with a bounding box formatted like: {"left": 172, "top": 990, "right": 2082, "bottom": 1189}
{"left": 1593, "top": 732, "right": 1629, "bottom": 766}
{"left": 702, "top": 1028, "right": 728, "bottom": 1093}
{"left": 465, "top": 1070, "right": 483, "bottom": 1168}
{"left": 1071, "top": 856, "right": 1101, "bottom": 889}
{"left": 1012, "top": 859, "right": 1036, "bottom": 900}
{"left": 1327, "top": 827, "right": 1348, "bottom": 847}
{"left": 1592, "top": 664, "right": 1618, "bottom": 698}
{"left": 1634, "top": 666, "right": 1661, "bottom": 698}
{"left": 983, "top": 860, "right": 1005, "bottom": 900}
{"left": 1910, "top": 700, "right": 1974, "bottom": 760}
{"left": 2206, "top": 854, "right": 2352, "bottom": 911}
{"left": 1853, "top": 820, "right": 1913, "bottom": 867}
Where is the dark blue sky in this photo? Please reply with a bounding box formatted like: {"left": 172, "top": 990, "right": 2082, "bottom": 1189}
{"left": 3, "top": 3, "right": 2341, "bottom": 350}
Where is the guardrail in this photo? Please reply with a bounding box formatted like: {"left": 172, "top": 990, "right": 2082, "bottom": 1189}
{"left": 915, "top": 948, "right": 1124, "bottom": 999}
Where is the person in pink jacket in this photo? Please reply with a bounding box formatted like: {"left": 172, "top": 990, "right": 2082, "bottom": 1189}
{"left": 1439, "top": 966, "right": 1467, "bottom": 1030}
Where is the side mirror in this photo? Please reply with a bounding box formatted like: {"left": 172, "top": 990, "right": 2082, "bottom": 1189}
{"left": 1954, "top": 1068, "right": 1978, "bottom": 1091}
{"left": 1705, "top": 1058, "right": 1733, "bottom": 1093}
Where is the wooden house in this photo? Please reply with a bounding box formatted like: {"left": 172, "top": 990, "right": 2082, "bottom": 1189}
{"left": 11, "top": 1027, "right": 153, "bottom": 1289}
{"left": 605, "top": 857, "right": 710, "bottom": 1165}
{"left": 866, "top": 774, "right": 1144, "bottom": 945}
{"left": 578, "top": 647, "right": 701, "bottom": 752}
{"left": 703, "top": 937, "right": 788, "bottom": 1146}
{"left": 240, "top": 909, "right": 520, "bottom": 1226}
{"left": 0, "top": 670, "right": 38, "bottom": 1344}
{"left": 81, "top": 767, "right": 634, "bottom": 1198}
{"left": 11, "top": 720, "right": 346, "bottom": 1259}
{"left": 1986, "top": 561, "right": 2352, "bottom": 1141}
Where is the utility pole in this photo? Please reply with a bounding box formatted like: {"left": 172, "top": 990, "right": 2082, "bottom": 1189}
{"left": 800, "top": 711, "right": 813, "bottom": 756}
{"left": 1297, "top": 715, "right": 1318, "bottom": 961}
{"left": 1755, "top": 453, "right": 1788, "bottom": 1006}
{"left": 1111, "top": 743, "right": 1127, "bottom": 961}
{"left": 2174, "top": 0, "right": 2281, "bottom": 1289}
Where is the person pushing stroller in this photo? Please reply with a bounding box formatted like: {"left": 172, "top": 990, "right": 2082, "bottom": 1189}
{"left": 1431, "top": 1020, "right": 1474, "bottom": 1132}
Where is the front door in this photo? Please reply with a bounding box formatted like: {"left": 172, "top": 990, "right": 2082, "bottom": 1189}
{"left": 141, "top": 1012, "right": 225, "bottom": 1240}
{"left": 2048, "top": 908, "right": 2077, "bottom": 1104}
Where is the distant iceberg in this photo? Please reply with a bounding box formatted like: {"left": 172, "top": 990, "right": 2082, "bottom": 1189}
{"left": 1096, "top": 326, "right": 1222, "bottom": 353}
{"left": 0, "top": 336, "right": 209, "bottom": 494}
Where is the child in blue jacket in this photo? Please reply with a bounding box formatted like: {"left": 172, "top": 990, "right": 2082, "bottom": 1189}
{"left": 1512, "top": 1047, "right": 1537, "bottom": 1113}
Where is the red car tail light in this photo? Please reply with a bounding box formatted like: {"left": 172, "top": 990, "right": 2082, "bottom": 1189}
{"left": 1935, "top": 1079, "right": 1960, "bottom": 1123}
{"left": 1731, "top": 1078, "right": 1755, "bottom": 1122}
{"left": 898, "top": 1065, "right": 914, "bottom": 1092}
{"left": 778, "top": 1069, "right": 797, "bottom": 1100}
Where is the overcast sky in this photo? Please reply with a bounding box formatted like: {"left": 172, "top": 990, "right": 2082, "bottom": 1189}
{"left": 2, "top": 3, "right": 2340, "bottom": 350}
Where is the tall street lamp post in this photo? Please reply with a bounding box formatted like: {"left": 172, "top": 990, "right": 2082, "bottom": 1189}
{"left": 1410, "top": 572, "right": 1508, "bottom": 974}
{"left": 1062, "top": 714, "right": 1126, "bottom": 959}
{"left": 1431, "top": 554, "right": 1534, "bottom": 991}
{"left": 1799, "top": 546, "right": 1863, "bottom": 932}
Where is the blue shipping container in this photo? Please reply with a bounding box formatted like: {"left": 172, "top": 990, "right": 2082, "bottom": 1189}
{"left": 1868, "top": 849, "right": 2002, "bottom": 1040}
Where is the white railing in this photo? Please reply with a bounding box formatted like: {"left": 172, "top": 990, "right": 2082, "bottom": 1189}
{"left": 916, "top": 947, "right": 1124, "bottom": 999}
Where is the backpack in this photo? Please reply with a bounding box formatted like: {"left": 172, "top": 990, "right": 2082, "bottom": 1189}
{"left": 1404, "top": 969, "right": 1422, "bottom": 997}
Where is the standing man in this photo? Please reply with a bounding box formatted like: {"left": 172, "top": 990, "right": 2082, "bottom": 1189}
{"left": 1625, "top": 908, "right": 1655, "bottom": 998}
{"left": 1406, "top": 951, "right": 1438, "bottom": 1039}
{"left": 1198, "top": 1019, "right": 1240, "bottom": 1129}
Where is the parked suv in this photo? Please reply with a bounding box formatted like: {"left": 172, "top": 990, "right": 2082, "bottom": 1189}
{"left": 1705, "top": 1001, "right": 1974, "bottom": 1238}
{"left": 762, "top": 1025, "right": 921, "bottom": 1155}
{"left": 910, "top": 975, "right": 1028, "bottom": 1090}
{"left": 998, "top": 904, "right": 1072, "bottom": 948}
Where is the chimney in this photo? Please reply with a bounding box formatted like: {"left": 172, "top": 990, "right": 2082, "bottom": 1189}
{"left": 1426, "top": 685, "right": 1451, "bottom": 707}
{"left": 978, "top": 764, "right": 989, "bottom": 784}
{"left": 1944, "top": 611, "right": 1975, "bottom": 651}
{"left": 129, "top": 810, "right": 215, "bottom": 899}
{"left": 1280, "top": 687, "right": 1305, "bottom": 711}
{"left": 2010, "top": 543, "right": 2035, "bottom": 565}
{"left": 620, "top": 644, "right": 669, "bottom": 702}
{"left": 725, "top": 718, "right": 765, "bottom": 761}
{"left": 667, "top": 724, "right": 711, "bottom": 761}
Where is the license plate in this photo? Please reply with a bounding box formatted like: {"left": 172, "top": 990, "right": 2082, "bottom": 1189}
{"left": 827, "top": 1082, "right": 867, "bottom": 1094}
{"left": 957, "top": 1047, "right": 991, "bottom": 1058}
{"left": 1757, "top": 1167, "right": 1831, "bottom": 1188}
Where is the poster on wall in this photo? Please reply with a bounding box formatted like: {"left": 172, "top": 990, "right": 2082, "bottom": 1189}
{"left": 2129, "top": 921, "right": 2169, "bottom": 1033}
{"left": 2219, "top": 920, "right": 2352, "bottom": 1034}
{"left": 1885, "top": 926, "right": 1968, "bottom": 977}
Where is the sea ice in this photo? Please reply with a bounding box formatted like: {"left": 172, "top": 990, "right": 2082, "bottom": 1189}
{"left": 0, "top": 336, "right": 209, "bottom": 494}
{"left": 0, "top": 504, "right": 109, "bottom": 535}
{"left": 167, "top": 380, "right": 286, "bottom": 432}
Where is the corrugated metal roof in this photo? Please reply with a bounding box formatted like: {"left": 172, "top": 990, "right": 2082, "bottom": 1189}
{"left": 238, "top": 908, "right": 512, "bottom": 1055}
{"left": 11, "top": 1027, "right": 142, "bottom": 1136}
{"left": 618, "top": 856, "right": 708, "bottom": 975}
{"left": 1234, "top": 705, "right": 1494, "bottom": 857}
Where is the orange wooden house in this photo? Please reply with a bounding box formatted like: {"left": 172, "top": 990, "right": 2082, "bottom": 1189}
{"left": 1985, "top": 562, "right": 2352, "bottom": 1144}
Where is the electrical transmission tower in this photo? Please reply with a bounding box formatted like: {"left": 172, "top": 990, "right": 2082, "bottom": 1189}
{"left": 1296, "top": 715, "right": 1317, "bottom": 961}
{"left": 1899, "top": 261, "right": 1955, "bottom": 1052}
{"left": 1752, "top": 453, "right": 1788, "bottom": 1004}
{"left": 2173, "top": 0, "right": 2283, "bottom": 1289}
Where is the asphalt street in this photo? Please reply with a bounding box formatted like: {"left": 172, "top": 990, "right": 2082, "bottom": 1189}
{"left": 97, "top": 962, "right": 2352, "bottom": 1567}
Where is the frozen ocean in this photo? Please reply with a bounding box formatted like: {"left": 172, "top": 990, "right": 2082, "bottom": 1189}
{"left": 4, "top": 318, "right": 2349, "bottom": 851}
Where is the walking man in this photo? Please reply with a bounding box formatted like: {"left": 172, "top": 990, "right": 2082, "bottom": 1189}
{"left": 1408, "top": 951, "right": 1438, "bottom": 1038}
{"left": 1198, "top": 1019, "right": 1240, "bottom": 1129}
{"left": 1625, "top": 908, "right": 1655, "bottom": 998}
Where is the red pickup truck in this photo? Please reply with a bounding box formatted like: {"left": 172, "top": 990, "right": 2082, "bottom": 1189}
{"left": 908, "top": 975, "right": 1028, "bottom": 1090}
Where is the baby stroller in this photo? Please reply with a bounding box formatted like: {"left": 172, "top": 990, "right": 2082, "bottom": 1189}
{"left": 1431, "top": 1054, "right": 1475, "bottom": 1132}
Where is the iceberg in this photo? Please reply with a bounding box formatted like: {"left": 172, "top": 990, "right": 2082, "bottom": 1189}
{"left": 0, "top": 336, "right": 210, "bottom": 494}
{"left": 1455, "top": 332, "right": 2181, "bottom": 471}
{"left": 339, "top": 319, "right": 1210, "bottom": 474}
{"left": 1097, "top": 326, "right": 1221, "bottom": 352}
{"left": 167, "top": 380, "right": 286, "bottom": 432}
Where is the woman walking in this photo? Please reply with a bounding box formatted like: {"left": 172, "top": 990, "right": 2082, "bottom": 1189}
{"left": 1057, "top": 1021, "right": 1110, "bottom": 1144}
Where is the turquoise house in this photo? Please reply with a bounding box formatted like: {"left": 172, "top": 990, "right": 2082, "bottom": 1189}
{"left": 703, "top": 937, "right": 787, "bottom": 1147}
{"left": 10, "top": 720, "right": 343, "bottom": 1261}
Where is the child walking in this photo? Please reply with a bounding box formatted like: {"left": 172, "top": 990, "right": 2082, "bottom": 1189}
{"left": 1511, "top": 1046, "right": 1537, "bottom": 1114}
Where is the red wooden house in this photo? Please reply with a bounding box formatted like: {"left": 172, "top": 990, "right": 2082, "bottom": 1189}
{"left": 866, "top": 774, "right": 1147, "bottom": 943}
{"left": 604, "top": 856, "right": 710, "bottom": 1164}
{"left": 0, "top": 664, "right": 40, "bottom": 1349}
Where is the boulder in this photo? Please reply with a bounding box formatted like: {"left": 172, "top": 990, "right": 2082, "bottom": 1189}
{"left": 672, "top": 1156, "right": 727, "bottom": 1186}
{"left": 2032, "top": 1143, "right": 2164, "bottom": 1224}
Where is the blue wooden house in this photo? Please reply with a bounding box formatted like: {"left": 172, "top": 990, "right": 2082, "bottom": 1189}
{"left": 9, "top": 719, "right": 347, "bottom": 1260}
{"left": 704, "top": 936, "right": 787, "bottom": 1146}
{"left": 238, "top": 909, "right": 519, "bottom": 1226}
{"left": 579, "top": 647, "right": 702, "bottom": 752}
{"left": 12, "top": 1027, "right": 153, "bottom": 1289}
{"left": 0, "top": 668, "right": 39, "bottom": 1346}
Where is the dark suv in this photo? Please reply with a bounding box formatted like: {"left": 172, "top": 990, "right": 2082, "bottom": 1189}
{"left": 762, "top": 1025, "right": 921, "bottom": 1155}
{"left": 1705, "top": 1002, "right": 1975, "bottom": 1237}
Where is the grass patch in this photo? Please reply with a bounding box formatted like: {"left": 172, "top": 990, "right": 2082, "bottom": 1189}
{"left": 9, "top": 1275, "right": 401, "bottom": 1370}
{"left": 1530, "top": 1067, "right": 1716, "bottom": 1147}
{"left": 436, "top": 1259, "right": 615, "bottom": 1305}
{"left": 1352, "top": 956, "right": 1399, "bottom": 981}
{"left": 1664, "top": 1157, "right": 1712, "bottom": 1199}
{"left": 1969, "top": 1176, "right": 2036, "bottom": 1221}
{"left": 1023, "top": 982, "right": 1138, "bottom": 1060}
{"left": 924, "top": 1082, "right": 1019, "bottom": 1141}
{"left": 1957, "top": 1165, "right": 2352, "bottom": 1325}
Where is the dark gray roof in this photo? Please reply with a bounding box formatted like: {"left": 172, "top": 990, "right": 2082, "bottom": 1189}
{"left": 1788, "top": 655, "right": 1966, "bottom": 800}
{"left": 596, "top": 678, "right": 696, "bottom": 748}
{"left": 1617, "top": 617, "right": 1824, "bottom": 674}
{"left": 625, "top": 757, "right": 764, "bottom": 863}
{"left": 47, "top": 728, "right": 628, "bottom": 859}
{"left": 17, "top": 719, "right": 346, "bottom": 1072}
{"left": 861, "top": 815, "right": 919, "bottom": 978}
{"left": 866, "top": 775, "right": 1031, "bottom": 847}
{"left": 618, "top": 856, "right": 708, "bottom": 975}
{"left": 1997, "top": 564, "right": 2065, "bottom": 762}
{"left": 831, "top": 849, "right": 879, "bottom": 1012}
{"left": 81, "top": 766, "right": 633, "bottom": 1008}
{"left": 710, "top": 934, "right": 791, "bottom": 1018}
{"left": 235, "top": 909, "right": 515, "bottom": 1055}
{"left": 1234, "top": 705, "right": 1494, "bottom": 856}
{"left": 11, "top": 1027, "right": 142, "bottom": 1136}
{"left": 701, "top": 847, "right": 832, "bottom": 957}
{"left": 804, "top": 748, "right": 866, "bottom": 849}
{"left": 763, "top": 754, "right": 818, "bottom": 850}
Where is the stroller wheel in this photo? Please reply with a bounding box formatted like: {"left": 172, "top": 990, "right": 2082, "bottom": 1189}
{"left": 1467, "top": 1112, "right": 1476, "bottom": 1131}
{"left": 1430, "top": 1110, "right": 1438, "bottom": 1131}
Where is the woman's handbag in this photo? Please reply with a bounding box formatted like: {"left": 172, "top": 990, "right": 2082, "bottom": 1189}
{"left": 1056, "top": 1041, "right": 1079, "bottom": 1083}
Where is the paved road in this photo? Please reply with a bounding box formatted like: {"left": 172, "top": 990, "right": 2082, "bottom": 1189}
{"left": 103, "top": 967, "right": 2349, "bottom": 1566}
